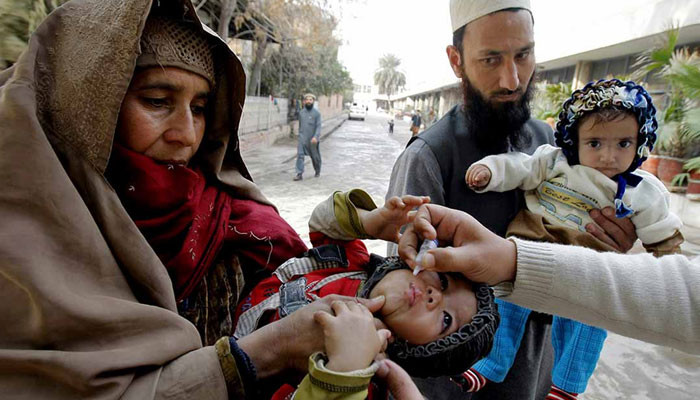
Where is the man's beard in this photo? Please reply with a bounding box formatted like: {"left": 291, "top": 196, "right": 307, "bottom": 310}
{"left": 304, "top": 103, "right": 313, "bottom": 110}
{"left": 461, "top": 75, "right": 534, "bottom": 153}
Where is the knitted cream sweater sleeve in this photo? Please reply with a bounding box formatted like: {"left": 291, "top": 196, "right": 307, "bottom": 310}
{"left": 497, "top": 238, "right": 700, "bottom": 355}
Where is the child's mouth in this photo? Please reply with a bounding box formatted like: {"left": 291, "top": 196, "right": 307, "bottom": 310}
{"left": 408, "top": 283, "right": 422, "bottom": 307}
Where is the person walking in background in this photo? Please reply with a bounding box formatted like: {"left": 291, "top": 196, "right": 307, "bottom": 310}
{"left": 295, "top": 93, "right": 322, "bottom": 181}
{"left": 410, "top": 109, "right": 422, "bottom": 136}
{"left": 425, "top": 107, "right": 437, "bottom": 129}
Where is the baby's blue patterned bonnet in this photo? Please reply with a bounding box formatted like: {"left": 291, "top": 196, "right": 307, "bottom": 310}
{"left": 554, "top": 79, "right": 658, "bottom": 218}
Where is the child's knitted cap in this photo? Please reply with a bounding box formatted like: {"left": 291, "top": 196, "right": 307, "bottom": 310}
{"left": 555, "top": 79, "right": 658, "bottom": 218}
{"left": 359, "top": 255, "right": 499, "bottom": 378}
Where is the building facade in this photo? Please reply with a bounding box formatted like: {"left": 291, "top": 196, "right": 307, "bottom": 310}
{"left": 388, "top": 0, "right": 700, "bottom": 120}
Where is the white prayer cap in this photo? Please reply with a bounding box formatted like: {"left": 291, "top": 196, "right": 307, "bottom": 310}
{"left": 450, "top": 0, "right": 531, "bottom": 32}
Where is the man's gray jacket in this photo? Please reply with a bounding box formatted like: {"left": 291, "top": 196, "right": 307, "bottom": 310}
{"left": 298, "top": 107, "right": 322, "bottom": 142}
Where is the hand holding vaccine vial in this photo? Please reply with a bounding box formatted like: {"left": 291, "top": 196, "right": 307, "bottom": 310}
{"left": 413, "top": 239, "right": 439, "bottom": 275}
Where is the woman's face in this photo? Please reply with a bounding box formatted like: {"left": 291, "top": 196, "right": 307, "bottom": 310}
{"left": 116, "top": 67, "right": 211, "bottom": 165}
{"left": 369, "top": 269, "right": 477, "bottom": 345}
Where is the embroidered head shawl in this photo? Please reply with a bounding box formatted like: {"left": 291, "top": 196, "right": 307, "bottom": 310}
{"left": 137, "top": 16, "right": 216, "bottom": 86}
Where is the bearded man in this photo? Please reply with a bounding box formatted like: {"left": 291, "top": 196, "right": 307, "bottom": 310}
{"left": 386, "top": 1, "right": 638, "bottom": 399}
{"left": 294, "top": 93, "right": 322, "bottom": 181}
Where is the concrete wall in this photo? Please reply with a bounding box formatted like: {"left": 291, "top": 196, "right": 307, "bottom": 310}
{"left": 239, "top": 97, "right": 289, "bottom": 136}
{"left": 315, "top": 94, "right": 345, "bottom": 121}
{"left": 237, "top": 94, "right": 346, "bottom": 152}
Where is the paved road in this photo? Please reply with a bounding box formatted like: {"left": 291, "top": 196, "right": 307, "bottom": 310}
{"left": 242, "top": 112, "right": 700, "bottom": 400}
{"left": 243, "top": 112, "right": 412, "bottom": 255}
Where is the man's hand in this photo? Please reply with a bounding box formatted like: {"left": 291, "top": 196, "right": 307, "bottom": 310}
{"left": 311, "top": 137, "right": 318, "bottom": 144}
{"left": 398, "top": 204, "right": 516, "bottom": 285}
{"left": 314, "top": 300, "right": 391, "bottom": 372}
{"left": 465, "top": 164, "right": 492, "bottom": 189}
{"left": 587, "top": 207, "right": 637, "bottom": 252}
{"left": 361, "top": 195, "right": 430, "bottom": 242}
{"left": 237, "top": 294, "right": 385, "bottom": 377}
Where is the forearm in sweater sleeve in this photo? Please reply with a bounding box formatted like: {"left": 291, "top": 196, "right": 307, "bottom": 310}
{"left": 498, "top": 237, "right": 700, "bottom": 355}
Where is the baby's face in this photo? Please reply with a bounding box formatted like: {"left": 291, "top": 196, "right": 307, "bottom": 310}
{"left": 577, "top": 114, "right": 638, "bottom": 178}
{"left": 369, "top": 269, "right": 477, "bottom": 345}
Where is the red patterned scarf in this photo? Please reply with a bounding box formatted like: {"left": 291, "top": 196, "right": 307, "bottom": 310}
{"left": 107, "top": 145, "right": 307, "bottom": 300}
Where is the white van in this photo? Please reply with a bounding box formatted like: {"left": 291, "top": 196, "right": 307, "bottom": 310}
{"left": 349, "top": 103, "right": 367, "bottom": 121}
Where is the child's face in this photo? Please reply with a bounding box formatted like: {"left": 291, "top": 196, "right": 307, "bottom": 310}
{"left": 577, "top": 114, "right": 638, "bottom": 178}
{"left": 369, "top": 269, "right": 477, "bottom": 345}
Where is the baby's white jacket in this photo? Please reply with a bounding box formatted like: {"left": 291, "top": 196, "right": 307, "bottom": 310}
{"left": 470, "top": 144, "right": 681, "bottom": 245}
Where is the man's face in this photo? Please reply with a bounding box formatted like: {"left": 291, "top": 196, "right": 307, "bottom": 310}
{"left": 369, "top": 269, "right": 477, "bottom": 345}
{"left": 447, "top": 10, "right": 535, "bottom": 105}
{"left": 116, "top": 67, "right": 211, "bottom": 165}
{"left": 577, "top": 114, "right": 639, "bottom": 178}
{"left": 304, "top": 97, "right": 315, "bottom": 107}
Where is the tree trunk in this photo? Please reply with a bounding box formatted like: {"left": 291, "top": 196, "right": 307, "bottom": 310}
{"left": 247, "top": 35, "right": 268, "bottom": 95}
{"left": 218, "top": 0, "right": 236, "bottom": 39}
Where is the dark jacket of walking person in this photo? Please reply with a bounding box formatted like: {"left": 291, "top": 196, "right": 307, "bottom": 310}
{"left": 295, "top": 93, "right": 322, "bottom": 180}
{"left": 410, "top": 111, "right": 422, "bottom": 136}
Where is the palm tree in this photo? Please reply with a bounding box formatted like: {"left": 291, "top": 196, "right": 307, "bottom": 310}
{"left": 374, "top": 54, "right": 406, "bottom": 112}
{"left": 664, "top": 51, "right": 700, "bottom": 185}
{"left": 630, "top": 26, "right": 692, "bottom": 158}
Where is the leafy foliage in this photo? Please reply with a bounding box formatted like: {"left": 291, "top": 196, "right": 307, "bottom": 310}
{"left": 630, "top": 26, "right": 679, "bottom": 82}
{"left": 664, "top": 51, "right": 700, "bottom": 101}
{"left": 632, "top": 27, "right": 700, "bottom": 158}
{"left": 0, "top": 0, "right": 70, "bottom": 68}
{"left": 684, "top": 156, "right": 700, "bottom": 172}
{"left": 196, "top": 0, "right": 351, "bottom": 97}
{"left": 260, "top": 40, "right": 352, "bottom": 99}
{"left": 681, "top": 106, "right": 700, "bottom": 172}
{"left": 532, "top": 81, "right": 572, "bottom": 121}
{"left": 671, "top": 172, "right": 688, "bottom": 186}
{"left": 0, "top": 0, "right": 352, "bottom": 99}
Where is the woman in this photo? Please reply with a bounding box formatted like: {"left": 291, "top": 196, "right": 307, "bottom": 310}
{"left": 0, "top": 0, "right": 369, "bottom": 398}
